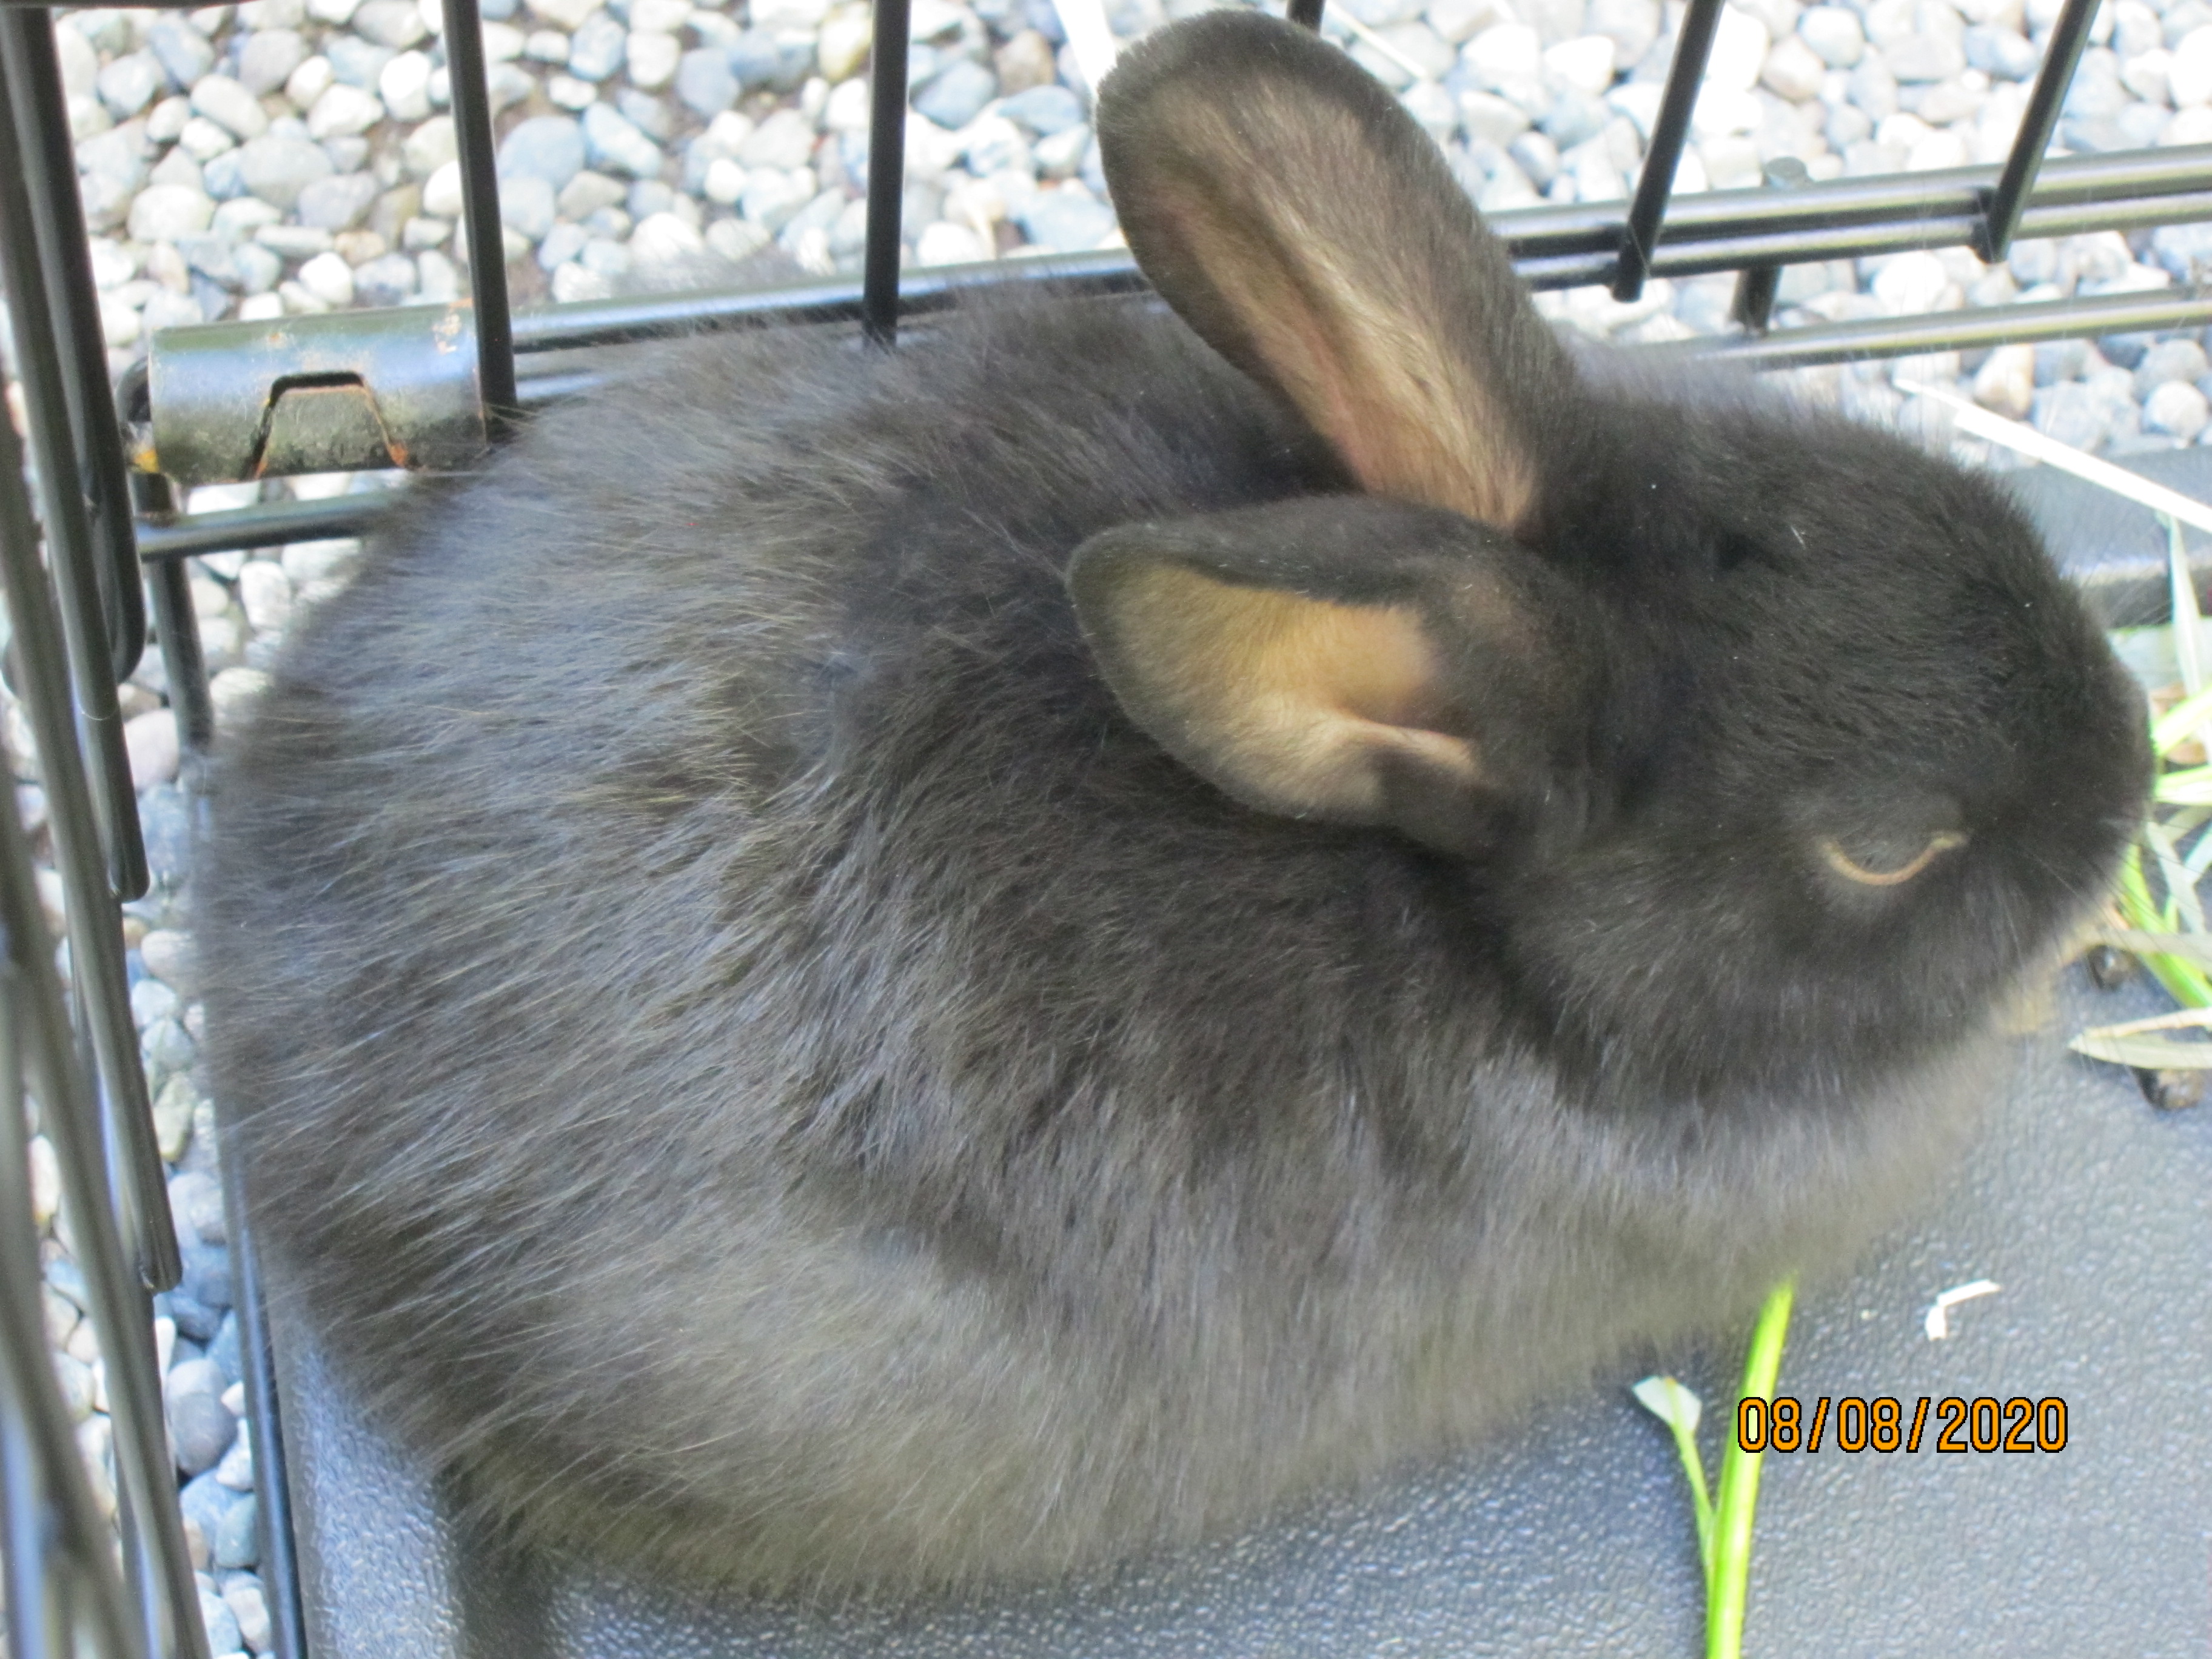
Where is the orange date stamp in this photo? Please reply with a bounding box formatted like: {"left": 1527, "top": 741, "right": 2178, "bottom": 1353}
{"left": 1734, "top": 1395, "right": 2068, "bottom": 1454}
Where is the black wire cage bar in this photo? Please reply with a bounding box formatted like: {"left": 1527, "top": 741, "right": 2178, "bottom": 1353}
{"left": 0, "top": 0, "right": 2208, "bottom": 1647}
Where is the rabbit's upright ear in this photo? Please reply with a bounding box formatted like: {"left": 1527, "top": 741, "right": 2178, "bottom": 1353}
{"left": 1096, "top": 11, "right": 1571, "bottom": 534}
{"left": 1070, "top": 498, "right": 1594, "bottom": 858}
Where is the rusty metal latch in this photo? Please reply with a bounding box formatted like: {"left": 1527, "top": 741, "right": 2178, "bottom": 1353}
{"left": 144, "top": 302, "right": 488, "bottom": 485}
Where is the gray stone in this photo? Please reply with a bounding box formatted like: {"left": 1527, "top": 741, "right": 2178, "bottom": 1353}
{"left": 1962, "top": 22, "right": 2036, "bottom": 79}
{"left": 569, "top": 13, "right": 628, "bottom": 78}
{"left": 215, "top": 1426, "right": 253, "bottom": 1490}
{"left": 256, "top": 223, "right": 336, "bottom": 256}
{"left": 132, "top": 982, "right": 181, "bottom": 1035}
{"left": 997, "top": 82, "right": 1083, "bottom": 135}
{"left": 2116, "top": 101, "right": 2172, "bottom": 147}
{"left": 1585, "top": 0, "right": 1658, "bottom": 62}
{"left": 353, "top": 0, "right": 429, "bottom": 45}
{"left": 238, "top": 28, "right": 310, "bottom": 93}
{"left": 1846, "top": 55, "right": 1899, "bottom": 120}
{"left": 192, "top": 75, "right": 270, "bottom": 141}
{"left": 739, "top": 107, "right": 816, "bottom": 169}
{"left": 222, "top": 1580, "right": 270, "bottom": 1654}
{"left": 914, "top": 59, "right": 997, "bottom": 127}
{"left": 353, "top": 252, "right": 418, "bottom": 304}
{"left": 129, "top": 184, "right": 216, "bottom": 243}
{"left": 1538, "top": 87, "right": 1606, "bottom": 149}
{"left": 489, "top": 61, "right": 537, "bottom": 112}
{"left": 739, "top": 167, "right": 813, "bottom": 229}
{"left": 727, "top": 27, "right": 812, "bottom": 92}
{"left": 151, "top": 145, "right": 209, "bottom": 192}
{"left": 233, "top": 241, "right": 282, "bottom": 293}
{"left": 537, "top": 219, "right": 589, "bottom": 267}
{"left": 2033, "top": 381, "right": 2111, "bottom": 451}
{"left": 1014, "top": 183, "right": 1116, "bottom": 252}
{"left": 213, "top": 1493, "right": 260, "bottom": 1570}
{"left": 582, "top": 100, "right": 663, "bottom": 176}
{"left": 98, "top": 53, "right": 166, "bottom": 118}
{"left": 2136, "top": 337, "right": 2210, "bottom": 393}
{"left": 2063, "top": 49, "right": 2129, "bottom": 119}
{"left": 498, "top": 115, "right": 588, "bottom": 187}
{"left": 324, "top": 35, "right": 396, "bottom": 88}
{"left": 198, "top": 1589, "right": 243, "bottom": 1658}
{"left": 236, "top": 133, "right": 334, "bottom": 209}
{"left": 501, "top": 173, "right": 558, "bottom": 237}
{"left": 178, "top": 1469, "right": 243, "bottom": 1543}
{"left": 2147, "top": 379, "right": 2211, "bottom": 440}
{"left": 616, "top": 87, "right": 672, "bottom": 138}
{"left": 2152, "top": 221, "right": 2212, "bottom": 282}
{"left": 674, "top": 45, "right": 736, "bottom": 115}
{"left": 628, "top": 177, "right": 675, "bottom": 218}
{"left": 181, "top": 1243, "right": 233, "bottom": 1314}
{"left": 147, "top": 17, "right": 216, "bottom": 89}
{"left": 557, "top": 167, "right": 627, "bottom": 216}
{"left": 579, "top": 234, "right": 632, "bottom": 275}
{"left": 138, "top": 784, "right": 192, "bottom": 882}
{"left": 77, "top": 124, "right": 151, "bottom": 192}
{"left": 169, "top": 1170, "right": 227, "bottom": 1246}
{"left": 1881, "top": 31, "right": 1965, "bottom": 81}
{"left": 167, "top": 1387, "right": 236, "bottom": 1476}
{"left": 296, "top": 170, "right": 380, "bottom": 229}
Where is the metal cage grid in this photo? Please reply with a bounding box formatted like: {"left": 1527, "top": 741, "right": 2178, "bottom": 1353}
{"left": 0, "top": 0, "right": 2205, "bottom": 1651}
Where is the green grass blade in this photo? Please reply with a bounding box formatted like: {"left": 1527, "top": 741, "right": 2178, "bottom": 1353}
{"left": 1706, "top": 1279, "right": 1796, "bottom": 1659}
{"left": 1632, "top": 1376, "right": 1715, "bottom": 1575}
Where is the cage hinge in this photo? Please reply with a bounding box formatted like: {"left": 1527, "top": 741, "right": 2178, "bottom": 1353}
{"left": 144, "top": 302, "right": 488, "bottom": 485}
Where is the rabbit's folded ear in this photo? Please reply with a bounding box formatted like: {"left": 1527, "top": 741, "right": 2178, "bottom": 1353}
{"left": 1068, "top": 498, "right": 1591, "bottom": 858}
{"left": 1096, "top": 10, "right": 1571, "bottom": 535}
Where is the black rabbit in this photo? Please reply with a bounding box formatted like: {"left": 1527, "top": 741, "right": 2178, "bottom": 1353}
{"left": 198, "top": 8, "right": 2150, "bottom": 1592}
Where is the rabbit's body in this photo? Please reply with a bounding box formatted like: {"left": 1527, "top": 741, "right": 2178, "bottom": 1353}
{"left": 201, "top": 13, "right": 2147, "bottom": 1594}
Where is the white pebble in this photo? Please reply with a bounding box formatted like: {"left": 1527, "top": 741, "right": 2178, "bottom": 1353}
{"left": 1870, "top": 249, "right": 1954, "bottom": 313}
{"left": 2171, "top": 27, "right": 2212, "bottom": 108}
{"left": 128, "top": 185, "right": 215, "bottom": 243}
{"left": 191, "top": 74, "right": 270, "bottom": 140}
{"left": 423, "top": 158, "right": 464, "bottom": 218}
{"left": 178, "top": 117, "right": 240, "bottom": 161}
{"left": 1761, "top": 33, "right": 1827, "bottom": 99}
{"left": 1798, "top": 4, "right": 1864, "bottom": 66}
{"left": 381, "top": 49, "right": 436, "bottom": 121}
{"left": 626, "top": 30, "right": 681, "bottom": 87}
{"left": 296, "top": 249, "right": 356, "bottom": 306}
{"left": 27, "top": 1134, "right": 58, "bottom": 1227}
{"left": 307, "top": 83, "right": 384, "bottom": 140}
{"left": 1543, "top": 34, "right": 1616, "bottom": 94}
{"left": 238, "top": 561, "right": 294, "bottom": 632}
{"left": 1705, "top": 5, "right": 1771, "bottom": 92}
{"left": 2147, "top": 380, "right": 2211, "bottom": 440}
{"left": 819, "top": 5, "right": 873, "bottom": 81}
{"left": 1971, "top": 343, "right": 2035, "bottom": 418}
{"left": 703, "top": 156, "right": 746, "bottom": 204}
{"left": 631, "top": 209, "right": 705, "bottom": 264}
{"left": 210, "top": 668, "right": 273, "bottom": 729}
{"left": 284, "top": 55, "right": 335, "bottom": 112}
{"left": 916, "top": 220, "right": 990, "bottom": 264}
{"left": 124, "top": 709, "right": 180, "bottom": 790}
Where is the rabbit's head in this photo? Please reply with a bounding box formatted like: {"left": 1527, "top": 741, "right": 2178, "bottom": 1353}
{"left": 1084, "top": 12, "right": 2150, "bottom": 1101}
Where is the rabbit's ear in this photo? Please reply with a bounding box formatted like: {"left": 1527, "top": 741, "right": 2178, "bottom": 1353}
{"left": 1096, "top": 10, "right": 1569, "bottom": 534}
{"left": 1069, "top": 500, "right": 1589, "bottom": 858}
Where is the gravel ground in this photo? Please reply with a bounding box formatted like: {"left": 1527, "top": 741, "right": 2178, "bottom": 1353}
{"left": 15, "top": 0, "right": 2212, "bottom": 1650}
